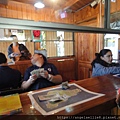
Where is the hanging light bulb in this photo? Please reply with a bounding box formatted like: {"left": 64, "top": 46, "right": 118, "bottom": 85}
{"left": 34, "top": 2, "right": 45, "bottom": 8}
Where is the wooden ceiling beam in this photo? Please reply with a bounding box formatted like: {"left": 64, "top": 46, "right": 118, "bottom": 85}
{"left": 3, "top": 0, "right": 93, "bottom": 12}
{"left": 8, "top": 0, "right": 35, "bottom": 5}
{"left": 62, "top": 0, "right": 79, "bottom": 10}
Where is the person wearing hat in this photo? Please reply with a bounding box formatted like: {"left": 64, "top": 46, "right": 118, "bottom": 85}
{"left": 21, "top": 49, "right": 63, "bottom": 91}
{"left": 7, "top": 35, "right": 31, "bottom": 61}
{"left": 0, "top": 52, "right": 21, "bottom": 90}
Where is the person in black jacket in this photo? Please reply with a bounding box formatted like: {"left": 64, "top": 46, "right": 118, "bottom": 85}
{"left": 7, "top": 35, "right": 31, "bottom": 61}
{"left": 21, "top": 49, "right": 62, "bottom": 91}
{"left": 0, "top": 52, "right": 22, "bottom": 90}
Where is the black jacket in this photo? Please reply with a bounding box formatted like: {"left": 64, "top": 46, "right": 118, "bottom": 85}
{"left": 7, "top": 43, "right": 30, "bottom": 61}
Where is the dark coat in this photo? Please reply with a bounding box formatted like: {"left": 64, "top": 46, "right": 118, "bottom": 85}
{"left": 7, "top": 43, "right": 30, "bottom": 61}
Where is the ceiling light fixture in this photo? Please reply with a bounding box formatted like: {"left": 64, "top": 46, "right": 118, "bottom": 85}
{"left": 34, "top": 2, "right": 45, "bottom": 8}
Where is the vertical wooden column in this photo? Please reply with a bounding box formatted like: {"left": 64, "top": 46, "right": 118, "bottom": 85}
{"left": 34, "top": 42, "right": 41, "bottom": 50}
{"left": 97, "top": 0, "right": 104, "bottom": 51}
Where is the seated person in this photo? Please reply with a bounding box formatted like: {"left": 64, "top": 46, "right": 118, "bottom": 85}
{"left": 0, "top": 52, "right": 22, "bottom": 90}
{"left": 91, "top": 49, "right": 120, "bottom": 77}
{"left": 21, "top": 49, "right": 63, "bottom": 91}
{"left": 7, "top": 35, "right": 31, "bottom": 61}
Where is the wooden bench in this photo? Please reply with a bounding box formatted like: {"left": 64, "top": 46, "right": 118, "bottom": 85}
{"left": 8, "top": 60, "right": 32, "bottom": 76}
{"left": 8, "top": 57, "right": 76, "bottom": 81}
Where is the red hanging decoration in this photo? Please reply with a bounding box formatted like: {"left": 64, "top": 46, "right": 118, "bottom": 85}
{"left": 33, "top": 30, "right": 41, "bottom": 37}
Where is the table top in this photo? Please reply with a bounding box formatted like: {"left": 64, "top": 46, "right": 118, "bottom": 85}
{"left": 16, "top": 74, "right": 120, "bottom": 116}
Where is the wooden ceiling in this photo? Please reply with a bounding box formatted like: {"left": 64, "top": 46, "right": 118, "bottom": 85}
{"left": 0, "top": 0, "right": 94, "bottom": 12}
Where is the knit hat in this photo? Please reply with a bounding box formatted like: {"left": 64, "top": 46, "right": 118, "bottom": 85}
{"left": 34, "top": 49, "right": 47, "bottom": 62}
{"left": 34, "top": 49, "right": 47, "bottom": 58}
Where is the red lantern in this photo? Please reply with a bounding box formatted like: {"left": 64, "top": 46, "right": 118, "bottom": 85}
{"left": 33, "top": 30, "right": 41, "bottom": 37}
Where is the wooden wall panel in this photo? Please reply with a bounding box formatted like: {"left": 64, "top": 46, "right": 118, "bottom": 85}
{"left": 48, "top": 57, "right": 76, "bottom": 81}
{"left": 117, "top": 0, "right": 120, "bottom": 11}
{"left": 17, "top": 4, "right": 22, "bottom": 19}
{"left": 74, "top": 5, "right": 99, "bottom": 24}
{"left": 0, "top": 41, "right": 11, "bottom": 60}
{"left": 22, "top": 4, "right": 27, "bottom": 19}
{"left": 45, "top": 31, "right": 57, "bottom": 57}
{"left": 64, "top": 32, "right": 72, "bottom": 55}
{"left": 31, "top": 6, "right": 35, "bottom": 21}
{"left": 0, "top": 5, "right": 6, "bottom": 17}
{"left": 77, "top": 32, "right": 96, "bottom": 62}
{"left": 11, "top": 3, "right": 17, "bottom": 19}
{"left": 26, "top": 4, "right": 32, "bottom": 20}
{"left": 37, "top": 9, "right": 45, "bottom": 21}
{"left": 6, "top": 5, "right": 12, "bottom": 18}
{"left": 25, "top": 42, "right": 34, "bottom": 55}
{"left": 78, "top": 62, "right": 92, "bottom": 79}
{"left": 24, "top": 30, "right": 32, "bottom": 40}
{"left": 64, "top": 42, "right": 73, "bottom": 56}
{"left": 74, "top": 0, "right": 120, "bottom": 24}
{"left": 76, "top": 19, "right": 98, "bottom": 80}
{"left": 110, "top": 0, "right": 120, "bottom": 13}
{"left": 0, "top": 1, "right": 74, "bottom": 24}
{"left": 46, "top": 42, "right": 57, "bottom": 57}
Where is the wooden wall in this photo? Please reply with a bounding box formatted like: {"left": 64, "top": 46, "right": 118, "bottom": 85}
{"left": 48, "top": 57, "right": 76, "bottom": 81}
{"left": 74, "top": 0, "right": 120, "bottom": 25}
{"left": 0, "top": 1, "right": 74, "bottom": 24}
{"left": 74, "top": 3, "right": 103, "bottom": 79}
{"left": 75, "top": 31, "right": 98, "bottom": 79}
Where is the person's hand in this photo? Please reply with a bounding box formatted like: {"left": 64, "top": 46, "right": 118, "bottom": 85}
{"left": 40, "top": 70, "right": 49, "bottom": 79}
{"left": 11, "top": 53, "right": 21, "bottom": 57}
{"left": 21, "top": 50, "right": 25, "bottom": 53}
{"left": 29, "top": 74, "right": 38, "bottom": 83}
{"left": 10, "top": 53, "right": 15, "bottom": 57}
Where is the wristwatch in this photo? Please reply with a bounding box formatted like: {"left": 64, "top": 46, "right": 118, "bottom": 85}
{"left": 48, "top": 74, "right": 53, "bottom": 81}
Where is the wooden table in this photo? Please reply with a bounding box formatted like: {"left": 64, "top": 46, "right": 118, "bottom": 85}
{"left": 3, "top": 74, "right": 120, "bottom": 120}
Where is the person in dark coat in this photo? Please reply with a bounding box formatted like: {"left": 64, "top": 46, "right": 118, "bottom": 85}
{"left": 21, "top": 49, "right": 62, "bottom": 91}
{"left": 7, "top": 35, "right": 31, "bottom": 61}
{"left": 0, "top": 52, "right": 22, "bottom": 90}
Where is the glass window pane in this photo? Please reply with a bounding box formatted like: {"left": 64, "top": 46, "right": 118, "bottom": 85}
{"left": 44, "top": 40, "right": 74, "bottom": 57}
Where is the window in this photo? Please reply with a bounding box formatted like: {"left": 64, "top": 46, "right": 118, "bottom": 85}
{"left": 33, "top": 30, "right": 74, "bottom": 57}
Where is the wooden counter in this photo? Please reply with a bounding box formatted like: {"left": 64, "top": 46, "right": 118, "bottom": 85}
{"left": 2, "top": 74, "right": 120, "bottom": 120}
{"left": 18, "top": 75, "right": 120, "bottom": 115}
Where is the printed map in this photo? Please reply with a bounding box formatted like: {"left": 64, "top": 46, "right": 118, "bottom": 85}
{"left": 28, "top": 83, "right": 105, "bottom": 115}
